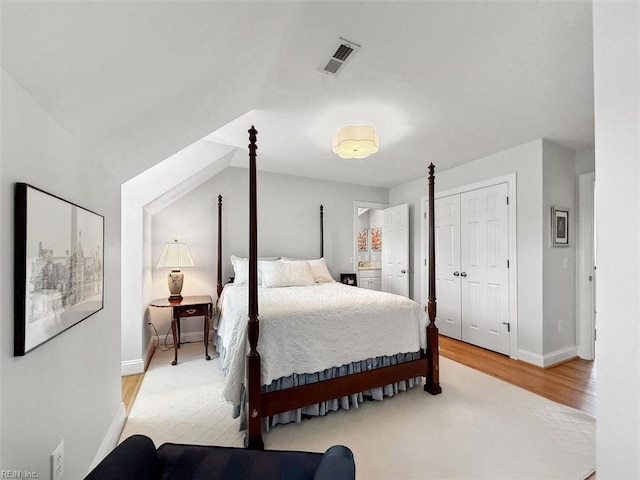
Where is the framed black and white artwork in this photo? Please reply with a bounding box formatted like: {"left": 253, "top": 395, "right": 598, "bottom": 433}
{"left": 14, "top": 183, "right": 104, "bottom": 355}
{"left": 551, "top": 206, "right": 570, "bottom": 247}
{"left": 340, "top": 273, "right": 358, "bottom": 287}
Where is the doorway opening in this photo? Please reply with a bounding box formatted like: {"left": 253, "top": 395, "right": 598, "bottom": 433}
{"left": 353, "top": 200, "right": 412, "bottom": 298}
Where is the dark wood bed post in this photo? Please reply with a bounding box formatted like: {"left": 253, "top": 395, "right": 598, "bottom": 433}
{"left": 217, "top": 194, "right": 223, "bottom": 298}
{"left": 320, "top": 204, "right": 324, "bottom": 258}
{"left": 246, "top": 126, "right": 264, "bottom": 450}
{"left": 424, "top": 163, "right": 442, "bottom": 395}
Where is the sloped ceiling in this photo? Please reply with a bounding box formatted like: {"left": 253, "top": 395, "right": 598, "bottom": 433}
{"left": 2, "top": 1, "right": 594, "bottom": 188}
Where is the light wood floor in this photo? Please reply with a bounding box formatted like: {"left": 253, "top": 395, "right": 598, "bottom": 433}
{"left": 122, "top": 373, "right": 144, "bottom": 416}
{"left": 439, "top": 336, "right": 596, "bottom": 417}
{"left": 123, "top": 336, "right": 596, "bottom": 417}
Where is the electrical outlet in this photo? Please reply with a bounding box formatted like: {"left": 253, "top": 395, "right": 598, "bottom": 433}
{"left": 51, "top": 440, "right": 64, "bottom": 480}
{"left": 558, "top": 320, "right": 564, "bottom": 333}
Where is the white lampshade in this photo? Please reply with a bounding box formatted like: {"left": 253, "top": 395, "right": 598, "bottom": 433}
{"left": 156, "top": 240, "right": 195, "bottom": 269}
{"left": 331, "top": 125, "right": 379, "bottom": 159}
{"left": 156, "top": 240, "right": 194, "bottom": 302}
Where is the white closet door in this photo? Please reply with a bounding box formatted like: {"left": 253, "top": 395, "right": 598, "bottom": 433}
{"left": 435, "top": 195, "right": 462, "bottom": 339}
{"left": 460, "top": 183, "right": 510, "bottom": 355}
{"left": 382, "top": 204, "right": 409, "bottom": 297}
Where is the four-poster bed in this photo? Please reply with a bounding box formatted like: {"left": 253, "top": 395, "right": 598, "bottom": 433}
{"left": 215, "top": 126, "right": 441, "bottom": 449}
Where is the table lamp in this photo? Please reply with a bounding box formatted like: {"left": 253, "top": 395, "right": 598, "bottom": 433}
{"left": 156, "top": 239, "right": 194, "bottom": 302}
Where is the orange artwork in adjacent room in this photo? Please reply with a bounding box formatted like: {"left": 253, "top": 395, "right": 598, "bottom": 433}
{"left": 371, "top": 227, "right": 381, "bottom": 250}
{"left": 358, "top": 229, "right": 368, "bottom": 251}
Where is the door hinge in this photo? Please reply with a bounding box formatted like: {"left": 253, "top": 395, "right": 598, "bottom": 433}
{"left": 507, "top": 259, "right": 510, "bottom": 268}
{"left": 502, "top": 322, "right": 511, "bottom": 332}
{"left": 589, "top": 275, "right": 592, "bottom": 281}
{"left": 506, "top": 196, "right": 509, "bottom": 205}
{"left": 424, "top": 212, "right": 427, "bottom": 219}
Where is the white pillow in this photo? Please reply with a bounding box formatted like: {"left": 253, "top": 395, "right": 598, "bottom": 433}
{"left": 260, "top": 260, "right": 316, "bottom": 288}
{"left": 230, "top": 255, "right": 248, "bottom": 285}
{"left": 231, "top": 256, "right": 281, "bottom": 286}
{"left": 307, "top": 258, "right": 335, "bottom": 283}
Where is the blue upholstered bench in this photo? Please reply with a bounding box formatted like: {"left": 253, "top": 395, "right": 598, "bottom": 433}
{"left": 85, "top": 434, "right": 356, "bottom": 480}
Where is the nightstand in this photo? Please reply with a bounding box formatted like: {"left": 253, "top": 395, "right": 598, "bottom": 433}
{"left": 149, "top": 295, "right": 213, "bottom": 365}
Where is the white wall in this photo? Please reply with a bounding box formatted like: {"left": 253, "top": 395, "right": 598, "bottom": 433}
{"left": 542, "top": 141, "right": 577, "bottom": 358}
{"left": 593, "top": 1, "right": 640, "bottom": 477}
{"left": 120, "top": 142, "right": 233, "bottom": 375}
{"left": 391, "top": 139, "right": 581, "bottom": 365}
{"left": 575, "top": 147, "right": 595, "bottom": 175}
{"left": 390, "top": 140, "right": 545, "bottom": 358}
{"left": 369, "top": 209, "right": 383, "bottom": 265}
{"left": 0, "top": 70, "right": 123, "bottom": 478}
{"left": 148, "top": 167, "right": 389, "bottom": 335}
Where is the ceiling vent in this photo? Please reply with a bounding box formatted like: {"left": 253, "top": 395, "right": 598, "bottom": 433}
{"left": 319, "top": 37, "right": 361, "bottom": 76}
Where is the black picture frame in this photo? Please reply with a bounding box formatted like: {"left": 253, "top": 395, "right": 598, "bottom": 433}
{"left": 14, "top": 183, "right": 104, "bottom": 356}
{"left": 340, "top": 273, "right": 357, "bottom": 287}
{"left": 551, "top": 206, "right": 570, "bottom": 247}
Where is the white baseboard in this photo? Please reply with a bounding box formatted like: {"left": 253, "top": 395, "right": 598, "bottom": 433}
{"left": 542, "top": 346, "right": 578, "bottom": 367}
{"left": 152, "top": 331, "right": 213, "bottom": 346}
{"left": 88, "top": 402, "right": 126, "bottom": 473}
{"left": 517, "top": 349, "right": 544, "bottom": 367}
{"left": 518, "top": 346, "right": 578, "bottom": 368}
{"left": 144, "top": 335, "right": 155, "bottom": 370}
{"left": 122, "top": 332, "right": 212, "bottom": 375}
{"left": 121, "top": 358, "right": 144, "bottom": 376}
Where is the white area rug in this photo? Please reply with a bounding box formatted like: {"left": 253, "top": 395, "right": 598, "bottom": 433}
{"left": 120, "top": 343, "right": 595, "bottom": 480}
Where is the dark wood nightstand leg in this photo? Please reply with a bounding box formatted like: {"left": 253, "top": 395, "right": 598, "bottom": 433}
{"left": 204, "top": 313, "right": 211, "bottom": 361}
{"left": 171, "top": 316, "right": 178, "bottom": 366}
{"left": 177, "top": 317, "right": 181, "bottom": 348}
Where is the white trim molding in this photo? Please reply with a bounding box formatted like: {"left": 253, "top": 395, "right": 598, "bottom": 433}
{"left": 121, "top": 358, "right": 144, "bottom": 376}
{"left": 155, "top": 330, "right": 211, "bottom": 345}
{"left": 543, "top": 346, "right": 579, "bottom": 368}
{"left": 518, "top": 346, "right": 578, "bottom": 368}
{"left": 88, "top": 403, "right": 127, "bottom": 473}
{"left": 517, "top": 348, "right": 545, "bottom": 367}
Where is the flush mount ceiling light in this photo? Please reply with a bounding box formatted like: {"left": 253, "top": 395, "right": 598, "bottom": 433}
{"left": 331, "top": 125, "right": 379, "bottom": 159}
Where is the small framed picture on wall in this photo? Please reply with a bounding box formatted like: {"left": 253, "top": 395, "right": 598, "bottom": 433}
{"left": 357, "top": 228, "right": 368, "bottom": 251}
{"left": 370, "top": 227, "right": 382, "bottom": 250}
{"left": 340, "top": 273, "right": 357, "bottom": 287}
{"left": 551, "top": 206, "right": 570, "bottom": 247}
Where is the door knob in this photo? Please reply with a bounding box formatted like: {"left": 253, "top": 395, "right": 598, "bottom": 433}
{"left": 401, "top": 269, "right": 407, "bottom": 274}
{"left": 460, "top": 272, "right": 467, "bottom": 277}
{"left": 453, "top": 271, "right": 460, "bottom": 277}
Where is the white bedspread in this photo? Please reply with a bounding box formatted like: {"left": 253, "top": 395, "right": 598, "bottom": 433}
{"left": 217, "top": 282, "right": 427, "bottom": 407}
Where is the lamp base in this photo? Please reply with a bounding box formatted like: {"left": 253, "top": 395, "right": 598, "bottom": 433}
{"left": 168, "top": 270, "right": 184, "bottom": 302}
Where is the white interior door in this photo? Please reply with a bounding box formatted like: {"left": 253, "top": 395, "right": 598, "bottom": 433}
{"left": 435, "top": 195, "right": 462, "bottom": 339}
{"left": 460, "top": 183, "right": 510, "bottom": 355}
{"left": 382, "top": 204, "right": 409, "bottom": 297}
{"left": 577, "top": 173, "right": 596, "bottom": 359}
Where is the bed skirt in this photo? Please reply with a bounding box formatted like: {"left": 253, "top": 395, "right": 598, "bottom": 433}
{"left": 216, "top": 336, "right": 422, "bottom": 430}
